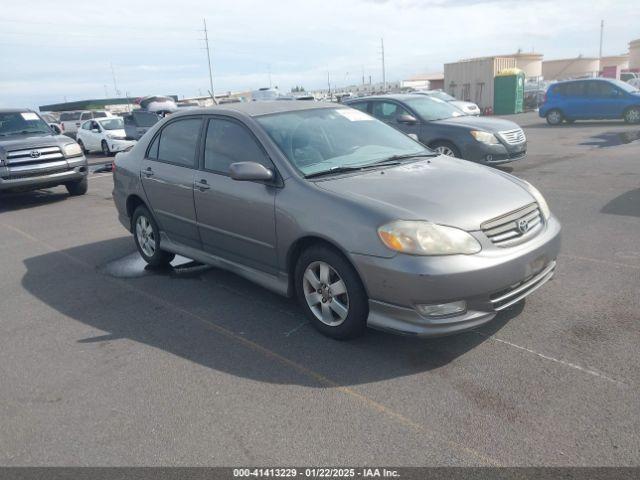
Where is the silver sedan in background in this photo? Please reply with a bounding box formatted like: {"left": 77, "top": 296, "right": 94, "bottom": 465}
{"left": 112, "top": 101, "right": 560, "bottom": 340}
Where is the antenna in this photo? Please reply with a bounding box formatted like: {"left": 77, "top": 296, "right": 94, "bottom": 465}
{"left": 599, "top": 19, "right": 604, "bottom": 60}
{"left": 110, "top": 63, "right": 120, "bottom": 97}
{"left": 379, "top": 38, "right": 386, "bottom": 90}
{"left": 202, "top": 18, "right": 216, "bottom": 104}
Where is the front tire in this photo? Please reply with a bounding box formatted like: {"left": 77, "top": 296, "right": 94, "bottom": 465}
{"left": 624, "top": 107, "right": 640, "bottom": 124}
{"left": 132, "top": 205, "right": 175, "bottom": 267}
{"left": 546, "top": 109, "right": 564, "bottom": 125}
{"left": 77, "top": 139, "right": 88, "bottom": 154}
{"left": 65, "top": 176, "right": 88, "bottom": 196}
{"left": 295, "top": 245, "right": 368, "bottom": 340}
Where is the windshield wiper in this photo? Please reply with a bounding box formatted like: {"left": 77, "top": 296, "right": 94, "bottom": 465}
{"left": 305, "top": 153, "right": 436, "bottom": 179}
{"left": 379, "top": 152, "right": 437, "bottom": 162}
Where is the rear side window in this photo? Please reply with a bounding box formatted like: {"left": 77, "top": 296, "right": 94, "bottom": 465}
{"left": 349, "top": 102, "right": 370, "bottom": 113}
{"left": 93, "top": 111, "right": 107, "bottom": 118}
{"left": 564, "top": 82, "right": 586, "bottom": 97}
{"left": 60, "top": 112, "right": 81, "bottom": 121}
{"left": 204, "top": 118, "right": 271, "bottom": 174}
{"left": 80, "top": 112, "right": 92, "bottom": 120}
{"left": 156, "top": 118, "right": 202, "bottom": 168}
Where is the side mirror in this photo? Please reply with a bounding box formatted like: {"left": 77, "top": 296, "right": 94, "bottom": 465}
{"left": 91, "top": 128, "right": 100, "bottom": 133}
{"left": 397, "top": 114, "right": 418, "bottom": 125}
{"left": 229, "top": 162, "right": 274, "bottom": 182}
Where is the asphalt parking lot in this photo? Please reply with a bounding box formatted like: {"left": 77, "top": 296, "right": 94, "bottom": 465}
{"left": 1, "top": 111, "right": 639, "bottom": 466}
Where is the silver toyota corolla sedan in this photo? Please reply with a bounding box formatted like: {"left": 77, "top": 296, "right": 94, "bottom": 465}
{"left": 112, "top": 101, "right": 560, "bottom": 340}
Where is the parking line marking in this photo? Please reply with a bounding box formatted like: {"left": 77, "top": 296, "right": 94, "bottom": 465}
{"left": 0, "top": 221, "right": 502, "bottom": 467}
{"left": 560, "top": 253, "right": 640, "bottom": 271}
{"left": 284, "top": 321, "right": 310, "bottom": 337}
{"left": 478, "top": 333, "right": 627, "bottom": 387}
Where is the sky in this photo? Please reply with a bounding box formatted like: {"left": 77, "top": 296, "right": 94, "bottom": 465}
{"left": 1, "top": 0, "right": 638, "bottom": 109}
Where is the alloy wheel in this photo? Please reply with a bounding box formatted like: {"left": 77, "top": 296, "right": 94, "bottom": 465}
{"left": 547, "top": 111, "right": 562, "bottom": 125}
{"left": 626, "top": 108, "right": 640, "bottom": 124}
{"left": 302, "top": 261, "right": 349, "bottom": 327}
{"left": 102, "top": 141, "right": 110, "bottom": 156}
{"left": 435, "top": 145, "right": 455, "bottom": 157}
{"left": 135, "top": 215, "right": 156, "bottom": 257}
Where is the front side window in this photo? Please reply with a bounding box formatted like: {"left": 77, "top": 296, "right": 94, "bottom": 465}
{"left": 256, "top": 107, "right": 430, "bottom": 177}
{"left": 204, "top": 118, "right": 271, "bottom": 174}
{"left": 371, "top": 101, "right": 410, "bottom": 122}
{"left": 80, "top": 112, "right": 92, "bottom": 120}
{"left": 157, "top": 118, "right": 202, "bottom": 168}
{"left": 81, "top": 121, "right": 92, "bottom": 130}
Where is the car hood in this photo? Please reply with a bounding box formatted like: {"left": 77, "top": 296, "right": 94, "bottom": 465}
{"left": 431, "top": 115, "right": 519, "bottom": 133}
{"left": 0, "top": 133, "right": 72, "bottom": 154}
{"left": 105, "top": 129, "right": 127, "bottom": 137}
{"left": 315, "top": 157, "right": 534, "bottom": 231}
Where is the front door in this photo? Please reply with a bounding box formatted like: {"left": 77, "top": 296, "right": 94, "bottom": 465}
{"left": 194, "top": 117, "right": 278, "bottom": 274}
{"left": 140, "top": 117, "right": 202, "bottom": 249}
{"left": 370, "top": 100, "right": 421, "bottom": 140}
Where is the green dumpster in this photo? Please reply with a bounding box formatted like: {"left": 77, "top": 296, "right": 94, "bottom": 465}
{"left": 494, "top": 69, "right": 525, "bottom": 115}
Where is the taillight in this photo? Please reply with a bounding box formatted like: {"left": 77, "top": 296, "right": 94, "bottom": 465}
{"left": 61, "top": 123, "right": 65, "bottom": 131}
{"left": 542, "top": 92, "right": 547, "bottom": 104}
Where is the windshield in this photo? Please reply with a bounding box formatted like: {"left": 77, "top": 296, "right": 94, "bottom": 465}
{"left": 611, "top": 79, "right": 640, "bottom": 93}
{"left": 0, "top": 111, "right": 51, "bottom": 136}
{"left": 403, "top": 96, "right": 466, "bottom": 121}
{"left": 133, "top": 112, "right": 159, "bottom": 127}
{"left": 426, "top": 91, "right": 455, "bottom": 101}
{"left": 256, "top": 107, "right": 431, "bottom": 177}
{"left": 99, "top": 118, "right": 124, "bottom": 130}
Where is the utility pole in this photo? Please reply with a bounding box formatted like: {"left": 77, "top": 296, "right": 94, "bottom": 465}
{"left": 379, "top": 38, "right": 386, "bottom": 91}
{"left": 599, "top": 19, "right": 604, "bottom": 60}
{"left": 327, "top": 72, "right": 331, "bottom": 97}
{"left": 202, "top": 18, "right": 216, "bottom": 103}
{"left": 110, "top": 63, "right": 120, "bottom": 97}
{"left": 362, "top": 66, "right": 365, "bottom": 86}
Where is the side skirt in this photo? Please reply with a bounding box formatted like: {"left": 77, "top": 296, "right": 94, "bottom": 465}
{"left": 159, "top": 232, "right": 291, "bottom": 297}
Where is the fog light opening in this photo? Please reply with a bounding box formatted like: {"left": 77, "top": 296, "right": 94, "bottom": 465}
{"left": 486, "top": 154, "right": 493, "bottom": 162}
{"left": 416, "top": 301, "right": 467, "bottom": 318}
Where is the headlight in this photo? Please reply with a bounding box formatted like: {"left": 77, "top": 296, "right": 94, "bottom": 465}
{"left": 470, "top": 130, "right": 499, "bottom": 144}
{"left": 63, "top": 143, "right": 83, "bottom": 157}
{"left": 522, "top": 181, "right": 551, "bottom": 220}
{"left": 378, "top": 220, "right": 481, "bottom": 255}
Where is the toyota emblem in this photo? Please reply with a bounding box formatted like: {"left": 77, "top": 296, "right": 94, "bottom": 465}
{"left": 30, "top": 150, "right": 41, "bottom": 159}
{"left": 517, "top": 218, "right": 530, "bottom": 234}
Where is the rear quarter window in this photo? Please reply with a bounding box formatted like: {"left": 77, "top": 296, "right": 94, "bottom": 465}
{"left": 60, "top": 112, "right": 81, "bottom": 121}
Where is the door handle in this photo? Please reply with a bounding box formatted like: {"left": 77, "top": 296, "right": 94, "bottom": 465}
{"left": 143, "top": 167, "right": 154, "bottom": 177}
{"left": 196, "top": 179, "right": 210, "bottom": 191}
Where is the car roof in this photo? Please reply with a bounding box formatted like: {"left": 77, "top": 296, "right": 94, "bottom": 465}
{"left": 343, "top": 94, "right": 420, "bottom": 103}
{"left": 169, "top": 100, "right": 343, "bottom": 118}
{"left": 552, "top": 78, "right": 614, "bottom": 85}
{"left": 0, "top": 108, "right": 35, "bottom": 113}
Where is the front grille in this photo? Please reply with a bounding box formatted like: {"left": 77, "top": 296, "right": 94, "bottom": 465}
{"left": 481, "top": 203, "right": 543, "bottom": 247}
{"left": 490, "top": 261, "right": 556, "bottom": 311}
{"left": 1, "top": 166, "right": 69, "bottom": 180}
{"left": 6, "top": 146, "right": 64, "bottom": 167}
{"left": 499, "top": 128, "right": 526, "bottom": 145}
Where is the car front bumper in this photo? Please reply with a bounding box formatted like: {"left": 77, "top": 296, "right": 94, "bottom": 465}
{"left": 0, "top": 156, "right": 87, "bottom": 192}
{"left": 352, "top": 215, "right": 561, "bottom": 337}
{"left": 463, "top": 140, "right": 527, "bottom": 164}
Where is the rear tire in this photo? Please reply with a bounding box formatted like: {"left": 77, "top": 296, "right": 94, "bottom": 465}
{"left": 295, "top": 245, "right": 368, "bottom": 340}
{"left": 546, "top": 109, "right": 564, "bottom": 125}
{"left": 65, "top": 176, "right": 88, "bottom": 196}
{"left": 430, "top": 141, "right": 461, "bottom": 158}
{"left": 623, "top": 107, "right": 640, "bottom": 124}
{"left": 132, "top": 205, "right": 175, "bottom": 267}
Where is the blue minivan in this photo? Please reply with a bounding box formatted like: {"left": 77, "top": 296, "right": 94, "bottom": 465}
{"left": 539, "top": 78, "right": 640, "bottom": 125}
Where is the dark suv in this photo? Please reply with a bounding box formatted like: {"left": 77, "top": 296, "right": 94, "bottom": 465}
{"left": 0, "top": 109, "right": 88, "bottom": 195}
{"left": 345, "top": 94, "right": 527, "bottom": 165}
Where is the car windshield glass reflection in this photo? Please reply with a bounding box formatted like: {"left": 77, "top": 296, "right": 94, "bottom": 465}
{"left": 0, "top": 112, "right": 50, "bottom": 136}
{"left": 403, "top": 96, "right": 467, "bottom": 121}
{"left": 256, "top": 108, "right": 431, "bottom": 177}
{"left": 99, "top": 118, "right": 124, "bottom": 130}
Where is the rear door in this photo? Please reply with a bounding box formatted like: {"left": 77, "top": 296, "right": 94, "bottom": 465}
{"left": 194, "top": 116, "right": 279, "bottom": 273}
{"left": 140, "top": 116, "right": 202, "bottom": 249}
{"left": 562, "top": 82, "right": 588, "bottom": 118}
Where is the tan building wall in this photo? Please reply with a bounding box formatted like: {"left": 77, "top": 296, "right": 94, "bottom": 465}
{"left": 513, "top": 53, "right": 543, "bottom": 78}
{"left": 630, "top": 39, "right": 640, "bottom": 70}
{"left": 600, "top": 55, "right": 629, "bottom": 71}
{"left": 542, "top": 57, "right": 600, "bottom": 80}
{"left": 444, "top": 57, "right": 516, "bottom": 110}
